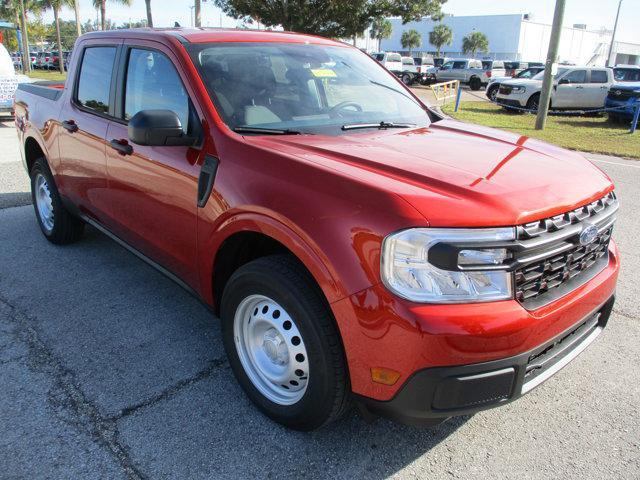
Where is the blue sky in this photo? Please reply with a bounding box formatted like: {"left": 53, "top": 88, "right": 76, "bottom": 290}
{"left": 46, "top": 0, "right": 639, "bottom": 43}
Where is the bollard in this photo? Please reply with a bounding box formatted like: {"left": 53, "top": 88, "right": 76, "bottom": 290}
{"left": 631, "top": 102, "right": 640, "bottom": 134}
{"left": 454, "top": 81, "right": 462, "bottom": 112}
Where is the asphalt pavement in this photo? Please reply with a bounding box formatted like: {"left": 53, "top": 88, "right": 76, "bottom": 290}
{"left": 1, "top": 119, "right": 639, "bottom": 479}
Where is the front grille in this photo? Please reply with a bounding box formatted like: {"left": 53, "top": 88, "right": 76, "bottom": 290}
{"left": 607, "top": 89, "right": 639, "bottom": 101}
{"left": 499, "top": 85, "right": 512, "bottom": 95}
{"left": 512, "top": 191, "right": 618, "bottom": 309}
{"left": 515, "top": 227, "right": 612, "bottom": 303}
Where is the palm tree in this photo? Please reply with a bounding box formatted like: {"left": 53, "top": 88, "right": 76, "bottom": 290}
{"left": 462, "top": 31, "right": 489, "bottom": 57}
{"left": 1, "top": 0, "right": 41, "bottom": 73}
{"left": 194, "top": 0, "right": 201, "bottom": 27}
{"left": 370, "top": 17, "right": 392, "bottom": 43}
{"left": 400, "top": 29, "right": 421, "bottom": 55}
{"left": 429, "top": 23, "right": 453, "bottom": 57}
{"left": 72, "top": 0, "right": 81, "bottom": 36}
{"left": 92, "top": 0, "right": 131, "bottom": 31}
{"left": 145, "top": 0, "right": 152, "bottom": 27}
{"left": 37, "top": 0, "right": 70, "bottom": 73}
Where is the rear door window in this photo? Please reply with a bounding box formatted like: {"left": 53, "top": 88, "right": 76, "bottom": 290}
{"left": 76, "top": 46, "right": 117, "bottom": 114}
{"left": 590, "top": 70, "right": 609, "bottom": 83}
{"left": 563, "top": 70, "right": 587, "bottom": 84}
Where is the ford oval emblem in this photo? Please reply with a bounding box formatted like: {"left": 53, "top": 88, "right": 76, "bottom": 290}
{"left": 614, "top": 90, "right": 622, "bottom": 96}
{"left": 579, "top": 224, "right": 599, "bottom": 246}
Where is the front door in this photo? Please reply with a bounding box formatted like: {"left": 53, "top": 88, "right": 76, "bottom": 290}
{"left": 104, "top": 42, "right": 203, "bottom": 288}
{"left": 553, "top": 70, "right": 589, "bottom": 108}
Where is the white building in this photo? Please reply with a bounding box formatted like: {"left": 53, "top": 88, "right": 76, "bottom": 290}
{"left": 381, "top": 14, "right": 640, "bottom": 66}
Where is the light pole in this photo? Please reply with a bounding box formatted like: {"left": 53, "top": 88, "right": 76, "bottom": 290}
{"left": 606, "top": 0, "right": 623, "bottom": 67}
{"left": 535, "top": 0, "right": 566, "bottom": 131}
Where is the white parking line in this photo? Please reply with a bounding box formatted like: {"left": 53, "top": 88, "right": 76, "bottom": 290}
{"left": 591, "top": 159, "right": 640, "bottom": 169}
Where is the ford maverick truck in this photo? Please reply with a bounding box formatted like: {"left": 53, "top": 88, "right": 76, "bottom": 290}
{"left": 14, "top": 29, "right": 619, "bottom": 430}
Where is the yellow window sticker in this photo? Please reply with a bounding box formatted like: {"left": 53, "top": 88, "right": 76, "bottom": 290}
{"left": 311, "top": 69, "right": 337, "bottom": 78}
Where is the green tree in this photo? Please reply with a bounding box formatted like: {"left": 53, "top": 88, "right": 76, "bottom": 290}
{"left": 429, "top": 23, "right": 452, "bottom": 57}
{"left": 92, "top": 0, "right": 131, "bottom": 31}
{"left": 213, "top": 0, "right": 446, "bottom": 38}
{"left": 400, "top": 28, "right": 421, "bottom": 54}
{"left": 1, "top": 0, "right": 42, "bottom": 72}
{"left": 370, "top": 17, "right": 392, "bottom": 41}
{"left": 37, "top": 0, "right": 74, "bottom": 73}
{"left": 462, "top": 31, "right": 489, "bottom": 57}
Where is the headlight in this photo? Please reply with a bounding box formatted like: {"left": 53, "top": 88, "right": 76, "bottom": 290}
{"left": 511, "top": 86, "right": 526, "bottom": 94}
{"left": 381, "top": 228, "right": 515, "bottom": 303}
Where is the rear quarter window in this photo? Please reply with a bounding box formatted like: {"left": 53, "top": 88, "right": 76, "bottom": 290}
{"left": 590, "top": 70, "right": 609, "bottom": 83}
{"left": 387, "top": 53, "right": 402, "bottom": 62}
{"left": 75, "top": 46, "right": 117, "bottom": 114}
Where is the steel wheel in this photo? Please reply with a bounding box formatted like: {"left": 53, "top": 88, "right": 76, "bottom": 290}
{"left": 34, "top": 173, "right": 54, "bottom": 233}
{"left": 233, "top": 294, "right": 310, "bottom": 405}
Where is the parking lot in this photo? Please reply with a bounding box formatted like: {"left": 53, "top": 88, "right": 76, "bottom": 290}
{"left": 1, "top": 118, "right": 639, "bottom": 479}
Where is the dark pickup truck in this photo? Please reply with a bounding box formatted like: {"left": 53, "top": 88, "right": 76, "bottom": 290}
{"left": 14, "top": 29, "right": 619, "bottom": 430}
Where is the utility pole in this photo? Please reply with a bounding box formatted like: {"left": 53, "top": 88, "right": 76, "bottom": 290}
{"left": 194, "top": 0, "right": 201, "bottom": 28}
{"left": 19, "top": 0, "right": 30, "bottom": 74}
{"left": 74, "top": 0, "right": 81, "bottom": 37}
{"left": 606, "top": 0, "right": 622, "bottom": 67}
{"left": 535, "top": 0, "right": 566, "bottom": 131}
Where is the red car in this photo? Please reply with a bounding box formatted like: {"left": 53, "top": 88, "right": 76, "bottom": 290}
{"left": 14, "top": 29, "right": 619, "bottom": 430}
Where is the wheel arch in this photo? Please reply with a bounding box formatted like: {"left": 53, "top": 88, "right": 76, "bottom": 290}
{"left": 206, "top": 214, "right": 347, "bottom": 317}
{"left": 24, "top": 136, "right": 46, "bottom": 174}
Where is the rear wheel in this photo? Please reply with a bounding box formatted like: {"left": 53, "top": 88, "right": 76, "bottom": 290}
{"left": 30, "top": 158, "right": 84, "bottom": 244}
{"left": 469, "top": 77, "right": 482, "bottom": 91}
{"left": 221, "top": 255, "right": 350, "bottom": 430}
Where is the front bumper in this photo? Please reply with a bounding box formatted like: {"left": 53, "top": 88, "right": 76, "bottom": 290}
{"left": 496, "top": 97, "right": 526, "bottom": 108}
{"left": 357, "top": 296, "right": 614, "bottom": 425}
{"left": 606, "top": 98, "right": 639, "bottom": 119}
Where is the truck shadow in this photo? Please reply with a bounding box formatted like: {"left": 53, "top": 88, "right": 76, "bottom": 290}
{"left": 0, "top": 210, "right": 469, "bottom": 479}
{"left": 0, "top": 191, "right": 31, "bottom": 209}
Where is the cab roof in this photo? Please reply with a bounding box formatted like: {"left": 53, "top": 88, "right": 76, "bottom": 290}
{"left": 82, "top": 27, "right": 345, "bottom": 46}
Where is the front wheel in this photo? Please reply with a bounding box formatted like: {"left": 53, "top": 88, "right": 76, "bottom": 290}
{"left": 487, "top": 84, "right": 499, "bottom": 102}
{"left": 221, "top": 255, "right": 350, "bottom": 430}
{"left": 401, "top": 73, "right": 412, "bottom": 85}
{"left": 526, "top": 93, "right": 541, "bottom": 112}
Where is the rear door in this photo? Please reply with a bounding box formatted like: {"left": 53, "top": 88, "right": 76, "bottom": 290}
{"left": 583, "top": 69, "right": 611, "bottom": 108}
{"left": 57, "top": 41, "right": 121, "bottom": 221}
{"left": 553, "top": 69, "right": 588, "bottom": 108}
{"left": 104, "top": 40, "right": 203, "bottom": 287}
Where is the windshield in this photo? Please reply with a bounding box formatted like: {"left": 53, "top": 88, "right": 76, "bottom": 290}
{"left": 532, "top": 68, "right": 568, "bottom": 81}
{"left": 614, "top": 68, "right": 640, "bottom": 82}
{"left": 189, "top": 42, "right": 429, "bottom": 135}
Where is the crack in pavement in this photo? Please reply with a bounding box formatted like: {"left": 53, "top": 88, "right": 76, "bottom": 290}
{"left": 612, "top": 308, "right": 640, "bottom": 322}
{"left": 0, "top": 294, "right": 227, "bottom": 480}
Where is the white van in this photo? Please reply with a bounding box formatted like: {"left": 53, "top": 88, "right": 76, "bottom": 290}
{"left": 0, "top": 43, "right": 19, "bottom": 114}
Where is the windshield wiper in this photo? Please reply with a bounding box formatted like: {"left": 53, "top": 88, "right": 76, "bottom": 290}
{"left": 233, "top": 126, "right": 303, "bottom": 135}
{"left": 341, "top": 121, "right": 417, "bottom": 131}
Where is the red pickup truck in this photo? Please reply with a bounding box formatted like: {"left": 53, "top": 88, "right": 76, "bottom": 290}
{"left": 14, "top": 29, "right": 619, "bottom": 430}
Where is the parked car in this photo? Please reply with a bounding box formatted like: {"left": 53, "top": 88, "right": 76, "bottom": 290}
{"left": 613, "top": 65, "right": 640, "bottom": 83}
{"left": 399, "top": 56, "right": 419, "bottom": 85}
{"left": 413, "top": 55, "right": 436, "bottom": 84}
{"left": 35, "top": 51, "right": 52, "bottom": 70}
{"left": 371, "top": 52, "right": 402, "bottom": 73}
{"left": 497, "top": 66, "right": 613, "bottom": 111}
{"left": 504, "top": 61, "right": 543, "bottom": 77}
{"left": 0, "top": 44, "right": 19, "bottom": 114}
{"left": 50, "top": 51, "right": 71, "bottom": 71}
{"left": 486, "top": 66, "right": 545, "bottom": 102}
{"left": 481, "top": 60, "right": 507, "bottom": 83}
{"left": 437, "top": 59, "right": 504, "bottom": 90}
{"left": 11, "top": 52, "right": 22, "bottom": 70}
{"left": 436, "top": 58, "right": 489, "bottom": 90}
{"left": 15, "top": 29, "right": 620, "bottom": 430}
{"left": 605, "top": 82, "right": 640, "bottom": 123}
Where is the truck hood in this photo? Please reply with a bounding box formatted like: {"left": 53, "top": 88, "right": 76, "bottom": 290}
{"left": 245, "top": 119, "right": 613, "bottom": 227}
{"left": 502, "top": 78, "right": 543, "bottom": 88}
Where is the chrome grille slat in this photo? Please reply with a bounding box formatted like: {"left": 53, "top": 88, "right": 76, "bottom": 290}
{"left": 513, "top": 191, "right": 617, "bottom": 309}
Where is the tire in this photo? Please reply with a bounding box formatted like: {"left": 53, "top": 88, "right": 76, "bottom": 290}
{"left": 401, "top": 73, "right": 412, "bottom": 85}
{"left": 527, "top": 93, "right": 541, "bottom": 112}
{"left": 221, "top": 254, "right": 350, "bottom": 430}
{"left": 487, "top": 84, "right": 499, "bottom": 102}
{"left": 469, "top": 77, "right": 482, "bottom": 91}
{"left": 30, "top": 157, "right": 84, "bottom": 244}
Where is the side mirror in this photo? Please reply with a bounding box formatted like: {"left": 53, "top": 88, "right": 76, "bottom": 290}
{"left": 558, "top": 78, "right": 571, "bottom": 85}
{"left": 128, "top": 110, "right": 197, "bottom": 147}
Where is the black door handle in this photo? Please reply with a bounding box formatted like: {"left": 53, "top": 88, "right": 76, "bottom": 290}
{"left": 61, "top": 120, "right": 78, "bottom": 132}
{"left": 109, "top": 139, "right": 133, "bottom": 156}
